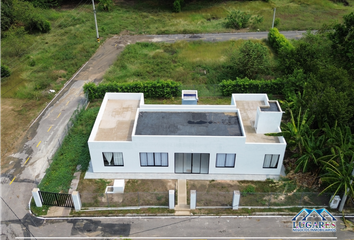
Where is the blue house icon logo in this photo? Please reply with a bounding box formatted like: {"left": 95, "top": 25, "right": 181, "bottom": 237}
{"left": 292, "top": 208, "right": 337, "bottom": 232}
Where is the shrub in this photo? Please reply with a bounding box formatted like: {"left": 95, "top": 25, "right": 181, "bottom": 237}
{"left": 268, "top": 27, "right": 294, "bottom": 53}
{"left": 83, "top": 80, "right": 182, "bottom": 100}
{"left": 98, "top": 0, "right": 113, "bottom": 11}
{"left": 219, "top": 78, "right": 284, "bottom": 96}
{"left": 1, "top": 65, "right": 11, "bottom": 78}
{"left": 1, "top": 0, "right": 15, "bottom": 31}
{"left": 225, "top": 10, "right": 251, "bottom": 29}
{"left": 25, "top": 14, "right": 51, "bottom": 33}
{"left": 173, "top": 0, "right": 181, "bottom": 13}
{"left": 274, "top": 18, "right": 280, "bottom": 27}
{"left": 228, "top": 40, "right": 270, "bottom": 79}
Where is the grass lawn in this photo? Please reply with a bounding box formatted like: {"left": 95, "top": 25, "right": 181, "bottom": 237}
{"left": 1, "top": 0, "right": 352, "bottom": 158}
{"left": 102, "top": 39, "right": 276, "bottom": 96}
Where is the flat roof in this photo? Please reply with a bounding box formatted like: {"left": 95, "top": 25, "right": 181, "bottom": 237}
{"left": 94, "top": 99, "right": 139, "bottom": 141}
{"left": 236, "top": 101, "right": 279, "bottom": 143}
{"left": 135, "top": 112, "right": 242, "bottom": 136}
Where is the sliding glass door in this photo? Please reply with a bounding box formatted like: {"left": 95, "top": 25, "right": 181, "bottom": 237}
{"left": 175, "top": 153, "right": 209, "bottom": 174}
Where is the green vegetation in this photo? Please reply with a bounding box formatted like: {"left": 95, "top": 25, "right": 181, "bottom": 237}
{"left": 1, "top": 65, "right": 11, "bottom": 78}
{"left": 84, "top": 80, "right": 181, "bottom": 100}
{"left": 38, "top": 106, "right": 99, "bottom": 192}
{"left": 268, "top": 27, "right": 294, "bottom": 53}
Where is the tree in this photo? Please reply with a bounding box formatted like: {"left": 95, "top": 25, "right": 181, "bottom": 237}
{"left": 304, "top": 66, "right": 354, "bottom": 128}
{"left": 320, "top": 153, "right": 354, "bottom": 200}
{"left": 228, "top": 40, "right": 270, "bottom": 79}
{"left": 329, "top": 12, "right": 354, "bottom": 73}
{"left": 266, "top": 107, "right": 314, "bottom": 157}
{"left": 295, "top": 130, "right": 325, "bottom": 173}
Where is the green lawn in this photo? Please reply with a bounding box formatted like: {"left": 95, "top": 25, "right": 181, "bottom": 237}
{"left": 2, "top": 0, "right": 353, "bottom": 100}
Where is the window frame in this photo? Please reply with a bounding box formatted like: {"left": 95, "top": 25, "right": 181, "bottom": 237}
{"left": 102, "top": 152, "right": 124, "bottom": 167}
{"left": 263, "top": 154, "right": 280, "bottom": 169}
{"left": 215, "top": 153, "right": 236, "bottom": 168}
{"left": 140, "top": 152, "right": 169, "bottom": 167}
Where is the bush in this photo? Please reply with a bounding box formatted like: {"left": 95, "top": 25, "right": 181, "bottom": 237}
{"left": 84, "top": 80, "right": 182, "bottom": 100}
{"left": 225, "top": 10, "right": 251, "bottom": 29}
{"left": 1, "top": 65, "right": 11, "bottom": 78}
{"left": 25, "top": 14, "right": 51, "bottom": 33}
{"left": 219, "top": 78, "right": 284, "bottom": 96}
{"left": 1, "top": 0, "right": 15, "bottom": 31}
{"left": 228, "top": 40, "right": 270, "bottom": 79}
{"left": 98, "top": 0, "right": 113, "bottom": 11}
{"left": 173, "top": 0, "right": 181, "bottom": 13}
{"left": 274, "top": 18, "right": 280, "bottom": 27}
{"left": 268, "top": 27, "right": 294, "bottom": 53}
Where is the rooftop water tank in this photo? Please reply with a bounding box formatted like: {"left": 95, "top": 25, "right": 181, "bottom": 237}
{"left": 182, "top": 90, "right": 198, "bottom": 105}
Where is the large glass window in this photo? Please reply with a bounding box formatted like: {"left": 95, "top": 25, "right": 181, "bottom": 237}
{"left": 140, "top": 153, "right": 168, "bottom": 167}
{"left": 216, "top": 154, "right": 236, "bottom": 168}
{"left": 175, "top": 153, "right": 209, "bottom": 174}
{"left": 103, "top": 152, "right": 124, "bottom": 166}
{"left": 263, "top": 154, "right": 279, "bottom": 168}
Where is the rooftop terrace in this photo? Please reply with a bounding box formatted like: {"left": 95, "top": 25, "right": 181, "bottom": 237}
{"left": 95, "top": 99, "right": 139, "bottom": 141}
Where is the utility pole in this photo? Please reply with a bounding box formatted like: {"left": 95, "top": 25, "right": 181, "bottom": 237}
{"left": 272, "top": 8, "right": 276, "bottom": 28}
{"left": 92, "top": 0, "right": 100, "bottom": 43}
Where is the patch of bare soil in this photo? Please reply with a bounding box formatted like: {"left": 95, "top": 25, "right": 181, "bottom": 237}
{"left": 1, "top": 98, "right": 47, "bottom": 171}
{"left": 188, "top": 180, "right": 240, "bottom": 192}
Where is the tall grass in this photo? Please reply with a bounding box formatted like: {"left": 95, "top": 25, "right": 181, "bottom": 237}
{"left": 1, "top": 0, "right": 352, "bottom": 99}
{"left": 38, "top": 106, "right": 99, "bottom": 192}
{"left": 103, "top": 39, "right": 274, "bottom": 86}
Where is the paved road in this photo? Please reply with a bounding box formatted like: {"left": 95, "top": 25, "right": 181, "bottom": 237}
{"left": 3, "top": 31, "right": 347, "bottom": 240}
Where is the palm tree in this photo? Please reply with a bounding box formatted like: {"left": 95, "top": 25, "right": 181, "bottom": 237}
{"left": 319, "top": 153, "right": 354, "bottom": 202}
{"left": 294, "top": 130, "right": 325, "bottom": 173}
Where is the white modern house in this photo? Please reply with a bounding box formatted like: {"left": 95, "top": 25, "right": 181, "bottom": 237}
{"left": 85, "top": 92, "right": 286, "bottom": 180}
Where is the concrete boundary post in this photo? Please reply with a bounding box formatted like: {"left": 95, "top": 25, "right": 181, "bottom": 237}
{"left": 169, "top": 190, "right": 175, "bottom": 209}
{"left": 71, "top": 191, "right": 81, "bottom": 211}
{"left": 190, "top": 190, "right": 196, "bottom": 210}
{"left": 32, "top": 188, "right": 42, "bottom": 207}
{"left": 232, "top": 190, "right": 240, "bottom": 210}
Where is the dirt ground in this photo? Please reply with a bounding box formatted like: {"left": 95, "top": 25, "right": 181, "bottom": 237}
{"left": 1, "top": 98, "right": 47, "bottom": 170}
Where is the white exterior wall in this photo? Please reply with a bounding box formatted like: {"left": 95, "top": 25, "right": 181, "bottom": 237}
{"left": 87, "top": 93, "right": 286, "bottom": 179}
{"left": 255, "top": 107, "right": 283, "bottom": 134}
{"left": 88, "top": 134, "right": 286, "bottom": 175}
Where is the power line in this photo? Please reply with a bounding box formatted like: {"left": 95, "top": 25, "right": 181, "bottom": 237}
{"left": 0, "top": 196, "right": 37, "bottom": 240}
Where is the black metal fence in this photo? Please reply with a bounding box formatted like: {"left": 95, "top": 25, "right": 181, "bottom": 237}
{"left": 39, "top": 191, "right": 74, "bottom": 208}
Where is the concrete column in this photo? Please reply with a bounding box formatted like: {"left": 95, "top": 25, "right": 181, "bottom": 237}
{"left": 32, "top": 188, "right": 42, "bottom": 207}
{"left": 190, "top": 190, "right": 196, "bottom": 210}
{"left": 232, "top": 190, "right": 240, "bottom": 210}
{"left": 71, "top": 191, "right": 81, "bottom": 211}
{"left": 169, "top": 190, "right": 175, "bottom": 209}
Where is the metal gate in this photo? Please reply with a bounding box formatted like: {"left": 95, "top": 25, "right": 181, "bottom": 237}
{"left": 39, "top": 191, "right": 74, "bottom": 208}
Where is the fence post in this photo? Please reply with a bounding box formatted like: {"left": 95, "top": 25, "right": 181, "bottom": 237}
{"left": 32, "top": 188, "right": 42, "bottom": 207}
{"left": 71, "top": 191, "right": 81, "bottom": 211}
{"left": 138, "top": 192, "right": 140, "bottom": 207}
{"left": 232, "top": 190, "right": 240, "bottom": 210}
{"left": 169, "top": 190, "right": 175, "bottom": 209}
{"left": 190, "top": 190, "right": 196, "bottom": 210}
{"left": 268, "top": 192, "right": 272, "bottom": 208}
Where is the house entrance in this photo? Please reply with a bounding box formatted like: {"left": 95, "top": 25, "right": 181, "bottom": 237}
{"left": 175, "top": 153, "right": 209, "bottom": 174}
